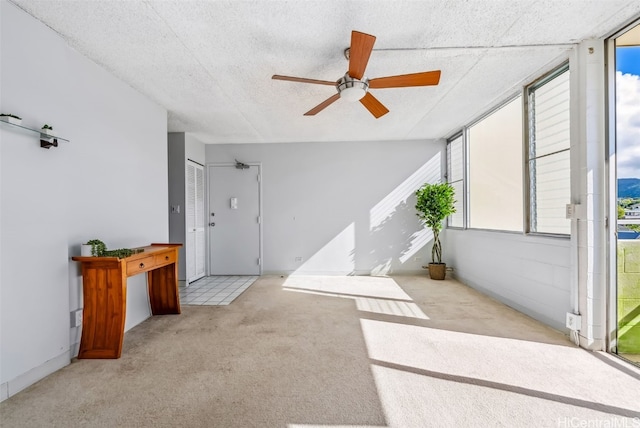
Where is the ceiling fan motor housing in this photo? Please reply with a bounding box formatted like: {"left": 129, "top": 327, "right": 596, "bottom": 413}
{"left": 337, "top": 73, "right": 369, "bottom": 101}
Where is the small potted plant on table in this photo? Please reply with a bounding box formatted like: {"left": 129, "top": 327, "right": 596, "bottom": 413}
{"left": 83, "top": 239, "right": 107, "bottom": 256}
{"left": 40, "top": 124, "right": 55, "bottom": 136}
{"left": 0, "top": 114, "right": 22, "bottom": 125}
{"left": 81, "top": 239, "right": 143, "bottom": 258}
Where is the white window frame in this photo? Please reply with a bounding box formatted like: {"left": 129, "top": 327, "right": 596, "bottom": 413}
{"left": 524, "top": 62, "right": 571, "bottom": 237}
{"left": 446, "top": 132, "right": 466, "bottom": 229}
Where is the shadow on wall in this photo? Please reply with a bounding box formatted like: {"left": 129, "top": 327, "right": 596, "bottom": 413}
{"left": 295, "top": 222, "right": 356, "bottom": 275}
{"left": 368, "top": 200, "right": 431, "bottom": 276}
{"left": 293, "top": 152, "right": 441, "bottom": 275}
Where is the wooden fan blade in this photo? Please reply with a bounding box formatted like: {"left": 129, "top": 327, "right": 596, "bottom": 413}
{"left": 348, "top": 31, "right": 376, "bottom": 80}
{"left": 359, "top": 92, "right": 389, "bottom": 119}
{"left": 304, "top": 93, "right": 341, "bottom": 116}
{"left": 272, "top": 75, "right": 336, "bottom": 86}
{"left": 369, "top": 70, "right": 441, "bottom": 89}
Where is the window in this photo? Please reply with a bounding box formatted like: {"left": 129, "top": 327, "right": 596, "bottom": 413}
{"left": 468, "top": 96, "right": 524, "bottom": 231}
{"left": 526, "top": 65, "right": 571, "bottom": 235}
{"left": 447, "top": 134, "right": 465, "bottom": 228}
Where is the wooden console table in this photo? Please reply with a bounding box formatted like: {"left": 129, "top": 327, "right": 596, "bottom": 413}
{"left": 72, "top": 243, "right": 182, "bottom": 359}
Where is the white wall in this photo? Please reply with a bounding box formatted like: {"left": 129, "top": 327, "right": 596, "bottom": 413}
{"left": 447, "top": 230, "right": 571, "bottom": 331}
{"left": 444, "top": 42, "right": 609, "bottom": 340}
{"left": 168, "top": 132, "right": 205, "bottom": 280}
{"left": 168, "top": 133, "right": 186, "bottom": 279}
{"left": 0, "top": 1, "right": 168, "bottom": 400}
{"left": 185, "top": 133, "right": 206, "bottom": 165}
{"left": 206, "top": 140, "right": 444, "bottom": 275}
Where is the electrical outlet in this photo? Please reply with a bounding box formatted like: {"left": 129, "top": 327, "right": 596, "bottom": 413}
{"left": 565, "top": 203, "right": 574, "bottom": 219}
{"left": 414, "top": 257, "right": 421, "bottom": 261}
{"left": 70, "top": 309, "right": 83, "bottom": 327}
{"left": 566, "top": 312, "right": 581, "bottom": 330}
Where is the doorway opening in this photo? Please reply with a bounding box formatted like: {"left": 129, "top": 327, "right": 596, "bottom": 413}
{"left": 179, "top": 276, "right": 259, "bottom": 306}
{"left": 611, "top": 21, "right": 640, "bottom": 365}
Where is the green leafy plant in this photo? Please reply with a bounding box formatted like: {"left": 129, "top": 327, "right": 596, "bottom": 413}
{"left": 85, "top": 239, "right": 143, "bottom": 259}
{"left": 41, "top": 124, "right": 53, "bottom": 130}
{"left": 0, "top": 113, "right": 22, "bottom": 120}
{"left": 618, "top": 205, "right": 626, "bottom": 219}
{"left": 86, "top": 239, "right": 106, "bottom": 256}
{"left": 415, "top": 182, "right": 456, "bottom": 264}
{"left": 103, "top": 248, "right": 144, "bottom": 259}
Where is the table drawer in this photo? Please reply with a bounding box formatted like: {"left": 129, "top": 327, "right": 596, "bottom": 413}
{"left": 126, "top": 256, "right": 155, "bottom": 276}
{"left": 154, "top": 251, "right": 176, "bottom": 267}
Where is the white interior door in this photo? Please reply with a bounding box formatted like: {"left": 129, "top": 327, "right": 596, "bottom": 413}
{"left": 208, "top": 165, "right": 261, "bottom": 275}
{"left": 186, "top": 161, "right": 206, "bottom": 283}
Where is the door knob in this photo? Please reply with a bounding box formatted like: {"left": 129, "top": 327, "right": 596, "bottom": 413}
{"left": 209, "top": 222, "right": 216, "bottom": 227}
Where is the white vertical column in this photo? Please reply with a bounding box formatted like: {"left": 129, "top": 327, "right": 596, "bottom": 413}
{"left": 574, "top": 40, "right": 608, "bottom": 350}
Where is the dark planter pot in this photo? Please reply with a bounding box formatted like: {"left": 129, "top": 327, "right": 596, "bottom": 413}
{"left": 428, "top": 263, "right": 446, "bottom": 280}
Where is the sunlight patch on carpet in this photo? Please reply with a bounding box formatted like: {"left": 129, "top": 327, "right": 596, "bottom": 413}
{"left": 282, "top": 276, "right": 428, "bottom": 320}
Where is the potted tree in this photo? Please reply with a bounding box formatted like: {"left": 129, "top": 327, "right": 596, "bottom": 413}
{"left": 415, "top": 182, "right": 456, "bottom": 280}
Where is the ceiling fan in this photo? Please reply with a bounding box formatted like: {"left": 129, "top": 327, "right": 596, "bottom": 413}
{"left": 272, "top": 30, "right": 441, "bottom": 119}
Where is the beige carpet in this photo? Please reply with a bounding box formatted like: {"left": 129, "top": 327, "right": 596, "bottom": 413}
{"left": 1, "top": 275, "right": 639, "bottom": 427}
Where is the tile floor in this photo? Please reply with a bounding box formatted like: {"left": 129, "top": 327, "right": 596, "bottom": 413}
{"left": 179, "top": 275, "right": 259, "bottom": 306}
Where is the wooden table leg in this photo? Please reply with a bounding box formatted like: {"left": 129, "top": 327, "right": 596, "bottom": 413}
{"left": 148, "top": 262, "right": 181, "bottom": 315}
{"left": 78, "top": 264, "right": 127, "bottom": 359}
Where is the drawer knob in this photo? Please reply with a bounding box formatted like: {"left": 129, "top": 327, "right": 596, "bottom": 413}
{"left": 165, "top": 256, "right": 169, "bottom": 261}
{"left": 139, "top": 263, "right": 145, "bottom": 268}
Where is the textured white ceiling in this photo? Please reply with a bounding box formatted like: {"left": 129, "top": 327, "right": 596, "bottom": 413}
{"left": 10, "top": 0, "right": 640, "bottom": 144}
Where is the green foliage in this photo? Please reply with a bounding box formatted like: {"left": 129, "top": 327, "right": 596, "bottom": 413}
{"left": 103, "top": 248, "right": 144, "bottom": 259}
{"left": 0, "top": 113, "right": 21, "bottom": 119}
{"left": 619, "top": 198, "right": 637, "bottom": 208}
{"left": 618, "top": 205, "right": 626, "bottom": 219}
{"left": 86, "top": 239, "right": 106, "bottom": 256}
{"left": 85, "top": 239, "right": 143, "bottom": 259}
{"left": 415, "top": 182, "right": 456, "bottom": 233}
{"left": 415, "top": 182, "right": 456, "bottom": 264}
{"left": 41, "top": 124, "right": 53, "bottom": 130}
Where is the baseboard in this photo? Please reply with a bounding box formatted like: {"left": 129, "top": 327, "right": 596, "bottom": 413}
{"left": 0, "top": 350, "right": 70, "bottom": 402}
{"left": 263, "top": 270, "right": 429, "bottom": 276}
{"left": 579, "top": 335, "right": 605, "bottom": 351}
{"left": 1, "top": 382, "right": 8, "bottom": 401}
{"left": 451, "top": 272, "right": 567, "bottom": 333}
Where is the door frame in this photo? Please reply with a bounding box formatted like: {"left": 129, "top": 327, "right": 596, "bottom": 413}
{"left": 186, "top": 160, "right": 206, "bottom": 283}
{"left": 605, "top": 33, "right": 617, "bottom": 354}
{"left": 205, "top": 162, "right": 263, "bottom": 276}
{"left": 604, "top": 19, "right": 639, "bottom": 354}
